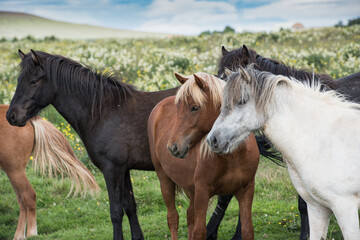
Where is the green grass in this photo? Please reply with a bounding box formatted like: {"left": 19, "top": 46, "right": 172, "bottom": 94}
{"left": 0, "top": 158, "right": 345, "bottom": 240}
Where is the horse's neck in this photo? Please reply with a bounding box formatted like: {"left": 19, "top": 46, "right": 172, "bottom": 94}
{"left": 263, "top": 87, "right": 329, "bottom": 166}
{"left": 264, "top": 86, "right": 360, "bottom": 195}
{"left": 52, "top": 93, "right": 93, "bottom": 138}
{"left": 255, "top": 55, "right": 319, "bottom": 81}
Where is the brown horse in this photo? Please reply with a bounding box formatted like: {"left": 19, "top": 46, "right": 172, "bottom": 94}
{"left": 148, "top": 73, "right": 260, "bottom": 240}
{"left": 0, "top": 105, "right": 99, "bottom": 240}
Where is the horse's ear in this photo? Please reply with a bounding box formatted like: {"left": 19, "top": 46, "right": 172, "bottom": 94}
{"left": 18, "top": 49, "right": 26, "bottom": 60}
{"left": 241, "top": 44, "right": 250, "bottom": 57}
{"left": 193, "top": 74, "right": 207, "bottom": 90}
{"left": 224, "top": 68, "right": 233, "bottom": 78}
{"left": 30, "top": 49, "right": 41, "bottom": 66}
{"left": 175, "top": 72, "right": 189, "bottom": 85}
{"left": 239, "top": 67, "right": 250, "bottom": 83}
{"left": 221, "top": 46, "right": 229, "bottom": 56}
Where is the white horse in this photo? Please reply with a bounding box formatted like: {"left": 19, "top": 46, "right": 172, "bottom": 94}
{"left": 207, "top": 66, "right": 360, "bottom": 240}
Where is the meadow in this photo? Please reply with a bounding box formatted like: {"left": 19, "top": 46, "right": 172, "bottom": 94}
{"left": 0, "top": 25, "right": 359, "bottom": 239}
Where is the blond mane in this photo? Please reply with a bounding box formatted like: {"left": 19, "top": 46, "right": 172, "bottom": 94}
{"left": 175, "top": 73, "right": 225, "bottom": 108}
{"left": 199, "top": 135, "right": 215, "bottom": 159}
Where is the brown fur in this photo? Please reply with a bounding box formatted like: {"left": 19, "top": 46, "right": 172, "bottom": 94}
{"left": 0, "top": 105, "right": 99, "bottom": 240}
{"left": 147, "top": 74, "right": 260, "bottom": 240}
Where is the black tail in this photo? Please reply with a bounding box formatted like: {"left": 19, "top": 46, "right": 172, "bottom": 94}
{"left": 255, "top": 132, "right": 285, "bottom": 167}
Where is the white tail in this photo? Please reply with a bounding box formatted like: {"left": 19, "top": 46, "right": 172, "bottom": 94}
{"left": 30, "top": 117, "right": 100, "bottom": 197}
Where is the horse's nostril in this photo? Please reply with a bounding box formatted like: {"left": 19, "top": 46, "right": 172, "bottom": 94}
{"left": 209, "top": 135, "right": 218, "bottom": 147}
{"left": 213, "top": 136, "right": 217, "bottom": 145}
{"left": 9, "top": 112, "right": 16, "bottom": 123}
{"left": 172, "top": 143, "right": 178, "bottom": 153}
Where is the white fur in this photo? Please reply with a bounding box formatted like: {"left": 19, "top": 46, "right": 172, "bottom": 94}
{"left": 209, "top": 74, "right": 360, "bottom": 240}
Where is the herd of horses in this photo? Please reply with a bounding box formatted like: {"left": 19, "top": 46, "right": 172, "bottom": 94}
{"left": 2, "top": 45, "right": 359, "bottom": 240}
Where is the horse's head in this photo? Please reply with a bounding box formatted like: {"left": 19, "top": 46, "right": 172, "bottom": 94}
{"left": 208, "top": 66, "right": 267, "bottom": 154}
{"left": 217, "top": 45, "right": 256, "bottom": 80}
{"left": 167, "top": 72, "right": 224, "bottom": 158}
{"left": 7, "top": 50, "right": 54, "bottom": 126}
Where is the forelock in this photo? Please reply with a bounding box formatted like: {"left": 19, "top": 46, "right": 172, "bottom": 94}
{"left": 175, "top": 73, "right": 224, "bottom": 108}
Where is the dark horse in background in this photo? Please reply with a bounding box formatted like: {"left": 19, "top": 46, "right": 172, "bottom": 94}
{"left": 215, "top": 44, "right": 360, "bottom": 240}
{"left": 7, "top": 50, "right": 279, "bottom": 240}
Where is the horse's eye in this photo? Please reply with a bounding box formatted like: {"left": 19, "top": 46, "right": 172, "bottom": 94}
{"left": 30, "top": 79, "right": 38, "bottom": 85}
{"left": 191, "top": 105, "right": 200, "bottom": 112}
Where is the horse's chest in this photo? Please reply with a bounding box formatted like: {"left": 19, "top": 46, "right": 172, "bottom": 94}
{"left": 210, "top": 168, "right": 252, "bottom": 195}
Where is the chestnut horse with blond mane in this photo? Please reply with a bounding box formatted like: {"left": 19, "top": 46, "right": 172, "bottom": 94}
{"left": 148, "top": 73, "right": 259, "bottom": 239}
{"left": 0, "top": 105, "right": 99, "bottom": 240}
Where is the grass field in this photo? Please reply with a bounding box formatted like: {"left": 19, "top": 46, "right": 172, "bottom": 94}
{"left": 0, "top": 159, "right": 344, "bottom": 239}
{"left": 0, "top": 25, "right": 359, "bottom": 239}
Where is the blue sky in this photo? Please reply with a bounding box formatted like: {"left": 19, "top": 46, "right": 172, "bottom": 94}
{"left": 0, "top": 0, "right": 359, "bottom": 35}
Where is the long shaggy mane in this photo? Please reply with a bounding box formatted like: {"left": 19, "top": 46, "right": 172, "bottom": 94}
{"left": 224, "top": 65, "right": 360, "bottom": 113}
{"left": 20, "top": 51, "right": 136, "bottom": 118}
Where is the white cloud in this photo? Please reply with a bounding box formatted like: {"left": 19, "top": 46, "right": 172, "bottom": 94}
{"left": 137, "top": 0, "right": 360, "bottom": 34}
{"left": 136, "top": 0, "right": 238, "bottom": 34}
{"left": 240, "top": 0, "right": 360, "bottom": 29}
{"left": 1, "top": 0, "right": 358, "bottom": 35}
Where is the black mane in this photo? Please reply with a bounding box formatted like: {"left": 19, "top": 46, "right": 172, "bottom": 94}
{"left": 218, "top": 46, "right": 334, "bottom": 86}
{"left": 254, "top": 54, "right": 333, "bottom": 83}
{"left": 21, "top": 51, "right": 137, "bottom": 117}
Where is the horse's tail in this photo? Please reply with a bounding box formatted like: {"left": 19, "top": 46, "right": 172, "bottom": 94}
{"left": 255, "top": 132, "right": 285, "bottom": 167}
{"left": 30, "top": 116, "right": 100, "bottom": 197}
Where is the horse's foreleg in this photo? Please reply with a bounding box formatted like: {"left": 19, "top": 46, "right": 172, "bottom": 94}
{"left": 103, "top": 166, "right": 126, "bottom": 240}
{"left": 235, "top": 180, "right": 255, "bottom": 240}
{"left": 298, "top": 195, "right": 309, "bottom": 240}
{"left": 192, "top": 187, "right": 210, "bottom": 240}
{"left": 206, "top": 194, "right": 237, "bottom": 240}
{"left": 123, "top": 171, "right": 144, "bottom": 240}
{"left": 156, "top": 167, "right": 179, "bottom": 240}
{"left": 307, "top": 202, "right": 331, "bottom": 240}
{"left": 331, "top": 199, "right": 360, "bottom": 240}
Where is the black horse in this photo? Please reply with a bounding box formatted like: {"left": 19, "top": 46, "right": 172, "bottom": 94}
{"left": 7, "top": 49, "right": 276, "bottom": 240}
{"left": 216, "top": 44, "right": 360, "bottom": 240}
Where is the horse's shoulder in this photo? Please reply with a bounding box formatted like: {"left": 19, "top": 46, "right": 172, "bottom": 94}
{"left": 149, "top": 96, "right": 176, "bottom": 127}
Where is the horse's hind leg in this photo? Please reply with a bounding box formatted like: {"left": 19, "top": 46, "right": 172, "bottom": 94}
{"left": 206, "top": 194, "right": 237, "bottom": 240}
{"left": 8, "top": 171, "right": 37, "bottom": 239}
{"left": 234, "top": 180, "right": 255, "bottom": 240}
{"left": 123, "top": 171, "right": 144, "bottom": 240}
{"left": 186, "top": 192, "right": 195, "bottom": 240}
{"left": 13, "top": 191, "right": 26, "bottom": 240}
{"left": 331, "top": 199, "right": 360, "bottom": 240}
{"left": 307, "top": 202, "right": 331, "bottom": 240}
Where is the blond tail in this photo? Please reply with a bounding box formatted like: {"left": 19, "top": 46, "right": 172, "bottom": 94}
{"left": 30, "top": 116, "right": 100, "bottom": 197}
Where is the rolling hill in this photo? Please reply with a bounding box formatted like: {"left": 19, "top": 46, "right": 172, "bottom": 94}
{"left": 0, "top": 11, "right": 170, "bottom": 39}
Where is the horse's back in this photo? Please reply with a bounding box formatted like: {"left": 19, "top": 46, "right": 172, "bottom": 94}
{"left": 0, "top": 105, "right": 34, "bottom": 172}
{"left": 333, "top": 71, "right": 360, "bottom": 102}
